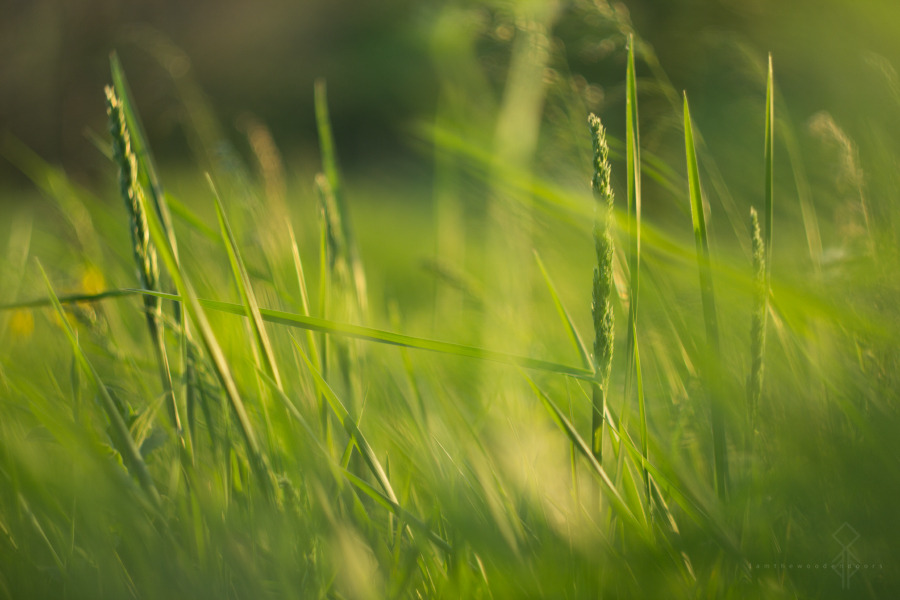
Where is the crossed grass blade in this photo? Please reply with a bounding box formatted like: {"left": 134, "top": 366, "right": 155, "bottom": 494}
{"left": 129, "top": 290, "right": 594, "bottom": 380}
{"left": 134, "top": 171, "right": 275, "bottom": 501}
{"left": 255, "top": 367, "right": 453, "bottom": 556}
{"left": 210, "top": 175, "right": 282, "bottom": 390}
{"left": 294, "top": 338, "right": 399, "bottom": 513}
{"left": 37, "top": 261, "right": 161, "bottom": 510}
{"left": 105, "top": 85, "right": 187, "bottom": 456}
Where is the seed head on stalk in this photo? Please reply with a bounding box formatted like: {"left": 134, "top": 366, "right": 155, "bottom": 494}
{"left": 105, "top": 86, "right": 159, "bottom": 317}
{"left": 747, "top": 207, "right": 767, "bottom": 436}
{"left": 106, "top": 86, "right": 183, "bottom": 440}
{"left": 589, "top": 113, "right": 615, "bottom": 462}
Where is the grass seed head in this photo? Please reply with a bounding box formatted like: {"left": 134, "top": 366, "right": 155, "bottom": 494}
{"left": 105, "top": 86, "right": 159, "bottom": 301}
{"left": 589, "top": 113, "right": 615, "bottom": 383}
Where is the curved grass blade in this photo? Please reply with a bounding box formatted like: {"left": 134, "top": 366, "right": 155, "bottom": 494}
{"left": 683, "top": 93, "right": 729, "bottom": 500}
{"left": 257, "top": 368, "right": 452, "bottom": 556}
{"left": 135, "top": 174, "right": 274, "bottom": 500}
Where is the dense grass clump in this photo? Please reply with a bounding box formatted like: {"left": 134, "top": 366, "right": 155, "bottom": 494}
{"left": 2, "top": 4, "right": 899, "bottom": 599}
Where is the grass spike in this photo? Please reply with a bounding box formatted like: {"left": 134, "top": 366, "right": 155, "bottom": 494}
{"left": 110, "top": 53, "right": 178, "bottom": 257}
{"left": 747, "top": 207, "right": 766, "bottom": 438}
{"left": 105, "top": 85, "right": 187, "bottom": 454}
{"left": 683, "top": 92, "right": 729, "bottom": 500}
{"left": 588, "top": 114, "right": 615, "bottom": 467}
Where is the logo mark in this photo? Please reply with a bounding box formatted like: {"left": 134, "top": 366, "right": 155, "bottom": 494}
{"left": 831, "top": 523, "right": 860, "bottom": 590}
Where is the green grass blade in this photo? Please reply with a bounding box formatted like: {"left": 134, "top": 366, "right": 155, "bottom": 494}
{"left": 288, "top": 224, "right": 321, "bottom": 370}
{"left": 134, "top": 290, "right": 593, "bottom": 380}
{"left": 315, "top": 79, "right": 368, "bottom": 318}
{"left": 257, "top": 367, "right": 451, "bottom": 556}
{"left": 602, "top": 402, "right": 742, "bottom": 560}
{"left": 622, "top": 34, "right": 643, "bottom": 438}
{"left": 764, "top": 54, "right": 775, "bottom": 281}
{"left": 683, "top": 92, "right": 729, "bottom": 500}
{"left": 633, "top": 325, "right": 650, "bottom": 507}
{"left": 37, "top": 262, "right": 161, "bottom": 509}
{"left": 11, "top": 287, "right": 594, "bottom": 381}
{"left": 210, "top": 175, "right": 282, "bottom": 390}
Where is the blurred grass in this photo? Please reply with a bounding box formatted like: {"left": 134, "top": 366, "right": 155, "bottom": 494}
{"left": 2, "top": 1, "right": 900, "bottom": 598}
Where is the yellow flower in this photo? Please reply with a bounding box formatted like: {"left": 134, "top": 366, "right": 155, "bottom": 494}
{"left": 9, "top": 309, "right": 34, "bottom": 339}
{"left": 81, "top": 265, "right": 106, "bottom": 295}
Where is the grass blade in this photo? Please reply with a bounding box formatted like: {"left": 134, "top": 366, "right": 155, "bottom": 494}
{"left": 683, "top": 93, "right": 729, "bottom": 500}
{"left": 315, "top": 79, "right": 368, "bottom": 319}
{"left": 110, "top": 52, "right": 178, "bottom": 257}
{"left": 614, "top": 35, "right": 651, "bottom": 515}
{"left": 149, "top": 290, "right": 594, "bottom": 379}
{"left": 764, "top": 54, "right": 775, "bottom": 281}
{"left": 10, "top": 287, "right": 595, "bottom": 381}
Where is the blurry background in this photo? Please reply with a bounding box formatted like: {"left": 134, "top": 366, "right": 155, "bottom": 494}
{"left": 3, "top": 0, "right": 900, "bottom": 194}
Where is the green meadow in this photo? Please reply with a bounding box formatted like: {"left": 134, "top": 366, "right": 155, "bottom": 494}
{"left": 1, "top": 1, "right": 898, "bottom": 597}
